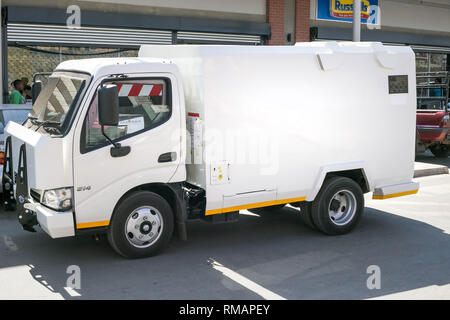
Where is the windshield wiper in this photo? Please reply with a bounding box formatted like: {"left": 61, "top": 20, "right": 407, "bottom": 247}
{"left": 41, "top": 123, "right": 62, "bottom": 135}
{"left": 34, "top": 115, "right": 61, "bottom": 132}
{"left": 23, "top": 115, "right": 39, "bottom": 128}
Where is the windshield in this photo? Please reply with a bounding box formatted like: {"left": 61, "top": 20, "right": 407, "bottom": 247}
{"left": 30, "top": 71, "right": 90, "bottom": 126}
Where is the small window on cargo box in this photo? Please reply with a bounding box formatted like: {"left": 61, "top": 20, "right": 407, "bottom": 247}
{"left": 389, "top": 75, "right": 408, "bottom": 94}
{"left": 82, "top": 79, "right": 171, "bottom": 152}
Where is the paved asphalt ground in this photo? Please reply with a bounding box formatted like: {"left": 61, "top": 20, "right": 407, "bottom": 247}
{"left": 0, "top": 155, "right": 449, "bottom": 300}
{"left": 416, "top": 150, "right": 450, "bottom": 169}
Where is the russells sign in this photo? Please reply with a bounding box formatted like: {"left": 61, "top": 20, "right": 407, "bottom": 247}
{"left": 316, "top": 0, "right": 379, "bottom": 25}
{"left": 330, "top": 0, "right": 371, "bottom": 19}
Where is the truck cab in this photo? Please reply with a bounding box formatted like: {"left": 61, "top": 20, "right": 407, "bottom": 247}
{"left": 3, "top": 58, "right": 187, "bottom": 244}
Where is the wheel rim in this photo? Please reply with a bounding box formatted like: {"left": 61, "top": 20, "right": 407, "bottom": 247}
{"left": 328, "top": 189, "right": 357, "bottom": 226}
{"left": 125, "top": 206, "right": 163, "bottom": 248}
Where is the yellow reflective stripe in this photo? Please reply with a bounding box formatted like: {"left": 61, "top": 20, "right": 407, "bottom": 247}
{"left": 205, "top": 197, "right": 306, "bottom": 216}
{"left": 76, "top": 220, "right": 110, "bottom": 229}
{"left": 372, "top": 189, "right": 418, "bottom": 200}
{"left": 205, "top": 208, "right": 223, "bottom": 215}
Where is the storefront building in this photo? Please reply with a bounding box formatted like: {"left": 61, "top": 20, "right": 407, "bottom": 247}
{"left": 308, "top": 0, "right": 450, "bottom": 73}
{"left": 265, "top": 0, "right": 450, "bottom": 74}
{"left": 1, "top": 0, "right": 271, "bottom": 102}
{"left": 1, "top": 0, "right": 449, "bottom": 102}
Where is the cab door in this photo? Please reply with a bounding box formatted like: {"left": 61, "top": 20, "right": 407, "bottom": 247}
{"left": 72, "top": 74, "right": 182, "bottom": 229}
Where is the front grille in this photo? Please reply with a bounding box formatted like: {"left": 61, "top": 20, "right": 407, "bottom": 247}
{"left": 30, "top": 189, "right": 41, "bottom": 202}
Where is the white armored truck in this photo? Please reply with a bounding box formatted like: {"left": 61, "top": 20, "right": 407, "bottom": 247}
{"left": 3, "top": 42, "right": 419, "bottom": 258}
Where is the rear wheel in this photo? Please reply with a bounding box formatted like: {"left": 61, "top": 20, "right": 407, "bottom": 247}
{"left": 430, "top": 144, "right": 449, "bottom": 158}
{"left": 296, "top": 201, "right": 316, "bottom": 230}
{"left": 311, "top": 177, "right": 364, "bottom": 235}
{"left": 107, "top": 191, "right": 174, "bottom": 258}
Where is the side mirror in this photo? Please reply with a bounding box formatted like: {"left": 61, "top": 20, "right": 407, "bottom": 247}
{"left": 98, "top": 84, "right": 119, "bottom": 126}
{"left": 97, "top": 84, "right": 130, "bottom": 158}
{"left": 31, "top": 80, "right": 42, "bottom": 104}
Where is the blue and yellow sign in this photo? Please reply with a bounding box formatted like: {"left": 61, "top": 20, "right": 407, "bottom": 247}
{"left": 317, "top": 0, "right": 379, "bottom": 24}
{"left": 330, "top": 0, "right": 370, "bottom": 19}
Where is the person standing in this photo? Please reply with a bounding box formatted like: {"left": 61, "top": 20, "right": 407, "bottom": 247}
{"left": 24, "top": 85, "right": 32, "bottom": 102}
{"left": 9, "top": 79, "right": 25, "bottom": 104}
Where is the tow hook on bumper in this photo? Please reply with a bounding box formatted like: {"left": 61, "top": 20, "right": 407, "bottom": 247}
{"left": 18, "top": 202, "right": 38, "bottom": 232}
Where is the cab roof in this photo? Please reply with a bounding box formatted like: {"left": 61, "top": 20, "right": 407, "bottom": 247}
{"left": 55, "top": 57, "right": 174, "bottom": 77}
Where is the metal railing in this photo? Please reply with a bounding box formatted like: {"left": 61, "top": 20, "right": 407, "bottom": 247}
{"left": 417, "top": 71, "right": 449, "bottom": 110}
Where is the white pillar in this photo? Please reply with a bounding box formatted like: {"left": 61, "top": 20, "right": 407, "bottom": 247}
{"left": 353, "top": 0, "right": 361, "bottom": 42}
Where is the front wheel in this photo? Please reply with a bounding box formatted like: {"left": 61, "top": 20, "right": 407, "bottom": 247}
{"left": 107, "top": 191, "right": 174, "bottom": 258}
{"left": 311, "top": 177, "right": 364, "bottom": 235}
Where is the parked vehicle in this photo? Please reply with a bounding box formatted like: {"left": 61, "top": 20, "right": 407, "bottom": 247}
{"left": 416, "top": 72, "right": 450, "bottom": 158}
{"left": 3, "top": 42, "right": 419, "bottom": 258}
{"left": 0, "top": 104, "right": 32, "bottom": 193}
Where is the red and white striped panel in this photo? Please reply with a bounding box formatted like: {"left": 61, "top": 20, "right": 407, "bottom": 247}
{"left": 116, "top": 84, "right": 163, "bottom": 97}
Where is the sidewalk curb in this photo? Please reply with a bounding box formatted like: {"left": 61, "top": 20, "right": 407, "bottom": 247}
{"left": 414, "top": 166, "right": 449, "bottom": 178}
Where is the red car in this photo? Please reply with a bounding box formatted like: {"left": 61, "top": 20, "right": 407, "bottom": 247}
{"left": 416, "top": 72, "right": 449, "bottom": 158}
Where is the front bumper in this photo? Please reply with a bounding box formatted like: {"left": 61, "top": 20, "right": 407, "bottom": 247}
{"left": 22, "top": 198, "right": 75, "bottom": 238}
{"left": 417, "top": 126, "right": 449, "bottom": 143}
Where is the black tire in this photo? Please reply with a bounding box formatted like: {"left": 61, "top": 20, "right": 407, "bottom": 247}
{"left": 297, "top": 201, "right": 317, "bottom": 230}
{"left": 311, "top": 177, "right": 364, "bottom": 235}
{"left": 107, "top": 191, "right": 174, "bottom": 259}
{"left": 430, "top": 145, "right": 449, "bottom": 158}
{"left": 248, "top": 204, "right": 286, "bottom": 214}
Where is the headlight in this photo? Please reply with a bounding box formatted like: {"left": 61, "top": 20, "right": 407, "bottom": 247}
{"left": 42, "top": 187, "right": 73, "bottom": 211}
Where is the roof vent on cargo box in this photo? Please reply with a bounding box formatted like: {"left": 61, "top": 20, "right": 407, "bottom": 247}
{"left": 315, "top": 42, "right": 397, "bottom": 71}
{"left": 315, "top": 42, "right": 344, "bottom": 71}
{"left": 370, "top": 42, "right": 396, "bottom": 70}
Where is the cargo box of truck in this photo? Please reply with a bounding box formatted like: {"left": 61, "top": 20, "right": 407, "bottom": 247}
{"left": 140, "top": 42, "right": 419, "bottom": 214}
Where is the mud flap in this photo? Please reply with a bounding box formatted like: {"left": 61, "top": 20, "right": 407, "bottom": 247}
{"left": 15, "top": 143, "right": 37, "bottom": 232}
{"left": 2, "top": 136, "right": 16, "bottom": 211}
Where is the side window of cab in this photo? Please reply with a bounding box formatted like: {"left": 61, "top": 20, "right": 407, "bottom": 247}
{"left": 81, "top": 79, "right": 172, "bottom": 153}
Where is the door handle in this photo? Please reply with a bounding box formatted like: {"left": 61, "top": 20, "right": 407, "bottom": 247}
{"left": 158, "top": 152, "right": 177, "bottom": 163}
